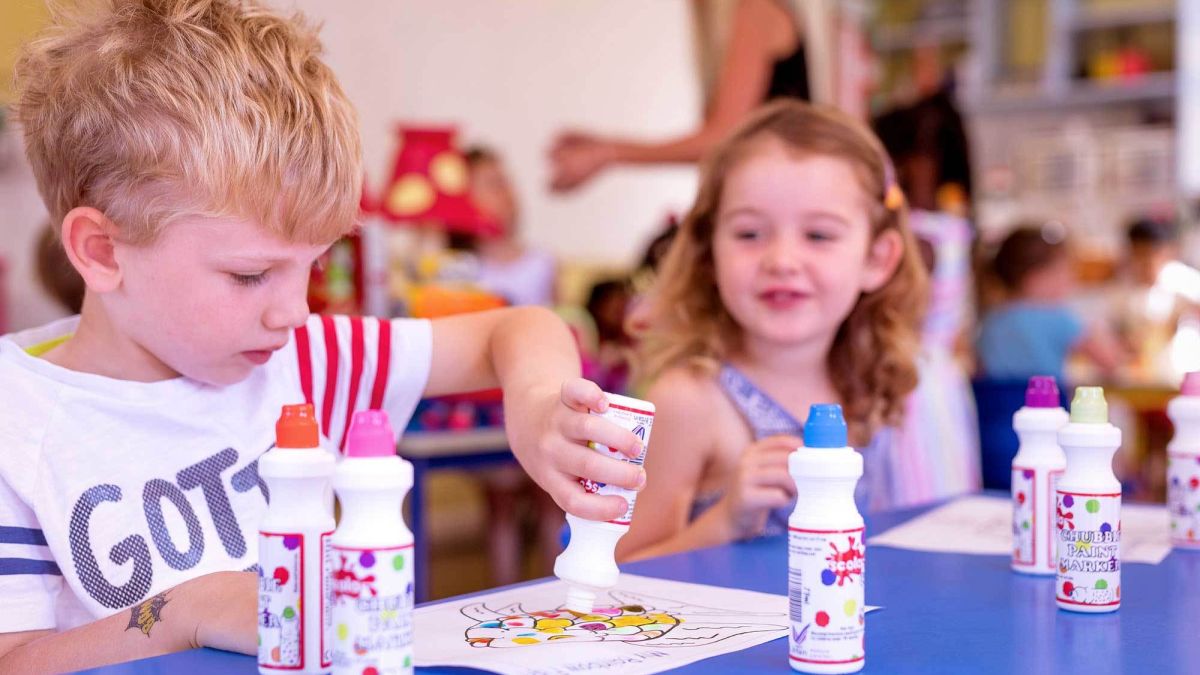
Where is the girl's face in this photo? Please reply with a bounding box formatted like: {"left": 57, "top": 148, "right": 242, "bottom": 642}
{"left": 712, "top": 145, "right": 899, "bottom": 352}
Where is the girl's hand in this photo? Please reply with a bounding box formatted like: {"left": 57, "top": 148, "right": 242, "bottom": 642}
{"left": 509, "top": 378, "right": 645, "bottom": 520}
{"left": 548, "top": 132, "right": 616, "bottom": 192}
{"left": 718, "top": 435, "right": 801, "bottom": 539}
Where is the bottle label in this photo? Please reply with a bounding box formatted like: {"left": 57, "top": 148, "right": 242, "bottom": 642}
{"left": 258, "top": 532, "right": 307, "bottom": 670}
{"left": 787, "top": 526, "right": 865, "bottom": 667}
{"left": 321, "top": 532, "right": 333, "bottom": 668}
{"left": 331, "top": 544, "right": 416, "bottom": 674}
{"left": 1012, "top": 467, "right": 1063, "bottom": 571}
{"left": 1168, "top": 452, "right": 1200, "bottom": 547}
{"left": 1056, "top": 491, "right": 1120, "bottom": 607}
{"left": 578, "top": 401, "right": 655, "bottom": 526}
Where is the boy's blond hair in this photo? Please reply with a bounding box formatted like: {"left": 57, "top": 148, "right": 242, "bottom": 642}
{"left": 13, "top": 0, "right": 362, "bottom": 245}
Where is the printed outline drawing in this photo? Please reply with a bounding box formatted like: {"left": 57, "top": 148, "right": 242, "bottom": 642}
{"left": 459, "top": 588, "right": 787, "bottom": 649}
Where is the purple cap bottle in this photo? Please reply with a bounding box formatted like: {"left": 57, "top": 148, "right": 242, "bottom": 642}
{"left": 1025, "top": 375, "right": 1060, "bottom": 408}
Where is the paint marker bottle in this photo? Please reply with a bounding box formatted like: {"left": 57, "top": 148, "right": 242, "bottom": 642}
{"left": 1055, "top": 387, "right": 1122, "bottom": 613}
{"left": 787, "top": 404, "right": 865, "bottom": 674}
{"left": 258, "top": 404, "right": 337, "bottom": 674}
{"left": 1011, "top": 375, "right": 1068, "bottom": 575}
{"left": 554, "top": 392, "right": 655, "bottom": 613}
{"left": 331, "top": 410, "right": 415, "bottom": 675}
{"left": 1167, "top": 371, "right": 1200, "bottom": 549}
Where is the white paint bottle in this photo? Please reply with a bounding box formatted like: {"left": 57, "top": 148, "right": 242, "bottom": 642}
{"left": 331, "top": 410, "right": 415, "bottom": 675}
{"left": 1167, "top": 371, "right": 1200, "bottom": 549}
{"left": 787, "top": 404, "right": 865, "bottom": 674}
{"left": 1011, "top": 375, "right": 1068, "bottom": 575}
{"left": 259, "top": 403, "right": 337, "bottom": 674}
{"left": 554, "top": 392, "right": 655, "bottom": 613}
{"left": 1055, "top": 387, "right": 1122, "bottom": 613}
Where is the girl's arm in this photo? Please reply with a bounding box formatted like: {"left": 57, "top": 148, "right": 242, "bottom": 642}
{"left": 426, "top": 306, "right": 644, "bottom": 521}
{"left": 0, "top": 571, "right": 255, "bottom": 673}
{"left": 548, "top": 0, "right": 795, "bottom": 191}
{"left": 616, "top": 368, "right": 722, "bottom": 562}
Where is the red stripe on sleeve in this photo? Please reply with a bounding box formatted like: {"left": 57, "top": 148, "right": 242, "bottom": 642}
{"left": 295, "top": 324, "right": 314, "bottom": 405}
{"left": 320, "top": 315, "right": 340, "bottom": 436}
{"left": 338, "top": 317, "right": 366, "bottom": 452}
{"left": 369, "top": 319, "right": 391, "bottom": 410}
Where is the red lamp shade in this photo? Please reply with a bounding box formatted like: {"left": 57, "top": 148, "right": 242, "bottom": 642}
{"left": 380, "top": 125, "right": 500, "bottom": 236}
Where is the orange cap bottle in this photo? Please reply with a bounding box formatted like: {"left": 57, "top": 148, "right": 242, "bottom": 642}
{"left": 276, "top": 404, "right": 319, "bottom": 448}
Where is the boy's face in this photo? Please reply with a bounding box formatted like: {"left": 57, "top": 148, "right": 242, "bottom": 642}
{"left": 469, "top": 158, "right": 518, "bottom": 233}
{"left": 108, "top": 216, "right": 331, "bottom": 386}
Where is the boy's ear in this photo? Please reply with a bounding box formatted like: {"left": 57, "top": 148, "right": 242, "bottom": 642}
{"left": 61, "top": 207, "right": 122, "bottom": 293}
{"left": 860, "top": 229, "right": 904, "bottom": 293}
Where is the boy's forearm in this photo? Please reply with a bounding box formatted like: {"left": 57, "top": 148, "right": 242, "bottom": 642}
{"left": 0, "top": 571, "right": 254, "bottom": 673}
{"left": 488, "top": 306, "right": 582, "bottom": 395}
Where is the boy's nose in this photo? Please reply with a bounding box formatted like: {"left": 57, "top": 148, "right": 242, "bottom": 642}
{"left": 263, "top": 288, "right": 310, "bottom": 331}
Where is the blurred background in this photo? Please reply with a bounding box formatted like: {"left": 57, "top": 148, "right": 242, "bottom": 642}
{"left": 2, "top": 0, "right": 1197, "bottom": 600}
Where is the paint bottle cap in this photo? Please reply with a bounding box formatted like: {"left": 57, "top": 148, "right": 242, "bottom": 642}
{"left": 1025, "top": 375, "right": 1060, "bottom": 408}
{"left": 803, "top": 404, "right": 847, "bottom": 448}
{"left": 563, "top": 585, "right": 597, "bottom": 614}
{"left": 1069, "top": 387, "right": 1108, "bottom": 424}
{"left": 1182, "top": 371, "right": 1200, "bottom": 396}
{"left": 345, "top": 409, "right": 396, "bottom": 458}
{"left": 276, "top": 403, "right": 319, "bottom": 448}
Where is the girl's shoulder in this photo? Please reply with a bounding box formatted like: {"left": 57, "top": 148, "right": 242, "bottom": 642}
{"left": 646, "top": 363, "right": 724, "bottom": 410}
{"left": 645, "top": 364, "right": 748, "bottom": 450}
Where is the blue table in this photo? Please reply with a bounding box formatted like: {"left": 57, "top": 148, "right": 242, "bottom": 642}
{"left": 81, "top": 497, "right": 1200, "bottom": 674}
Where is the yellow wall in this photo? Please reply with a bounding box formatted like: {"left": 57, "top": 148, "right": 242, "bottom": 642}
{"left": 1, "top": 1, "right": 48, "bottom": 104}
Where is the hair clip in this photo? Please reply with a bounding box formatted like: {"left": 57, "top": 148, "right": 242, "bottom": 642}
{"left": 883, "top": 158, "right": 905, "bottom": 211}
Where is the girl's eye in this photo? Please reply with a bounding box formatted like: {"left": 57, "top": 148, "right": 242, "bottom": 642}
{"left": 230, "top": 271, "right": 268, "bottom": 287}
{"left": 806, "top": 230, "right": 836, "bottom": 243}
{"left": 733, "top": 229, "right": 762, "bottom": 241}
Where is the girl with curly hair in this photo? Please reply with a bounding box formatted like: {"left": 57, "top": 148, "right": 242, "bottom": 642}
{"left": 619, "top": 100, "right": 930, "bottom": 560}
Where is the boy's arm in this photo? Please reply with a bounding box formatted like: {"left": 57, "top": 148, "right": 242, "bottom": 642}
{"left": 426, "top": 306, "right": 644, "bottom": 521}
{"left": 0, "top": 571, "right": 255, "bottom": 673}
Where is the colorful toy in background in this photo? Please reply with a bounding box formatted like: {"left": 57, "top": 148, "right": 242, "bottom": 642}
{"left": 408, "top": 391, "right": 506, "bottom": 432}
{"left": 308, "top": 233, "right": 363, "bottom": 316}
{"left": 1055, "top": 387, "right": 1122, "bottom": 613}
{"left": 1167, "top": 371, "right": 1200, "bottom": 549}
{"left": 1011, "top": 376, "right": 1068, "bottom": 576}
{"left": 787, "top": 404, "right": 866, "bottom": 674}
{"left": 331, "top": 410, "right": 415, "bottom": 675}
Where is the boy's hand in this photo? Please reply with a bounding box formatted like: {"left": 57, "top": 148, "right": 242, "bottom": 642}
{"left": 508, "top": 378, "right": 645, "bottom": 521}
{"left": 718, "top": 435, "right": 800, "bottom": 539}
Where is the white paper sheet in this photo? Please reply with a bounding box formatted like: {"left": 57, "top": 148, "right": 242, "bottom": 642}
{"left": 413, "top": 574, "right": 791, "bottom": 674}
{"left": 868, "top": 495, "right": 1172, "bottom": 564}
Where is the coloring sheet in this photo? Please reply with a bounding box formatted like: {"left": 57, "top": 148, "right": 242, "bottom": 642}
{"left": 869, "top": 495, "right": 1171, "bottom": 564}
{"left": 412, "top": 574, "right": 789, "bottom": 674}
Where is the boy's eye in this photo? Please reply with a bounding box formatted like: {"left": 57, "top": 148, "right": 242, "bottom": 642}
{"left": 229, "top": 271, "right": 268, "bottom": 287}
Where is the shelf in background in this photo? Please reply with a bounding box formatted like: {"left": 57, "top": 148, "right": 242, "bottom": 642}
{"left": 967, "top": 71, "right": 1175, "bottom": 114}
{"left": 1070, "top": 3, "right": 1176, "bottom": 31}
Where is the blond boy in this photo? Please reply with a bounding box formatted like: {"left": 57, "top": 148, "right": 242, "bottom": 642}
{"left": 0, "top": 1, "right": 642, "bottom": 670}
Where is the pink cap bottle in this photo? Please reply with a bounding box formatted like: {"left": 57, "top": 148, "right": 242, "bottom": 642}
{"left": 344, "top": 409, "right": 397, "bottom": 458}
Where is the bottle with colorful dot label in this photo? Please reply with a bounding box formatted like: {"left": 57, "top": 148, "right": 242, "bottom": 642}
{"left": 788, "top": 404, "right": 865, "bottom": 674}
{"left": 1056, "top": 387, "right": 1122, "bottom": 613}
{"left": 258, "top": 404, "right": 337, "bottom": 674}
{"left": 1011, "top": 376, "right": 1068, "bottom": 575}
{"left": 331, "top": 410, "right": 415, "bottom": 675}
{"left": 1167, "top": 371, "right": 1200, "bottom": 549}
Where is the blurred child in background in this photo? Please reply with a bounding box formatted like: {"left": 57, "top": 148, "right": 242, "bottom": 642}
{"left": 976, "top": 224, "right": 1125, "bottom": 385}
{"left": 619, "top": 101, "right": 959, "bottom": 561}
{"left": 465, "top": 146, "right": 558, "bottom": 307}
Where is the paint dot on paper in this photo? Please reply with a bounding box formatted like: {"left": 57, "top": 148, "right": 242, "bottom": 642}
{"left": 283, "top": 535, "right": 301, "bottom": 550}
{"left": 1063, "top": 495, "right": 1075, "bottom": 507}
{"left": 843, "top": 600, "right": 856, "bottom": 617}
{"left": 359, "top": 551, "right": 376, "bottom": 568}
{"left": 1086, "top": 499, "right": 1100, "bottom": 514}
{"left": 816, "top": 611, "right": 830, "bottom": 627}
{"left": 392, "top": 554, "right": 405, "bottom": 571}
{"left": 580, "top": 623, "right": 607, "bottom": 631}
{"left": 820, "top": 569, "right": 836, "bottom": 586}
{"left": 513, "top": 637, "right": 539, "bottom": 645}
